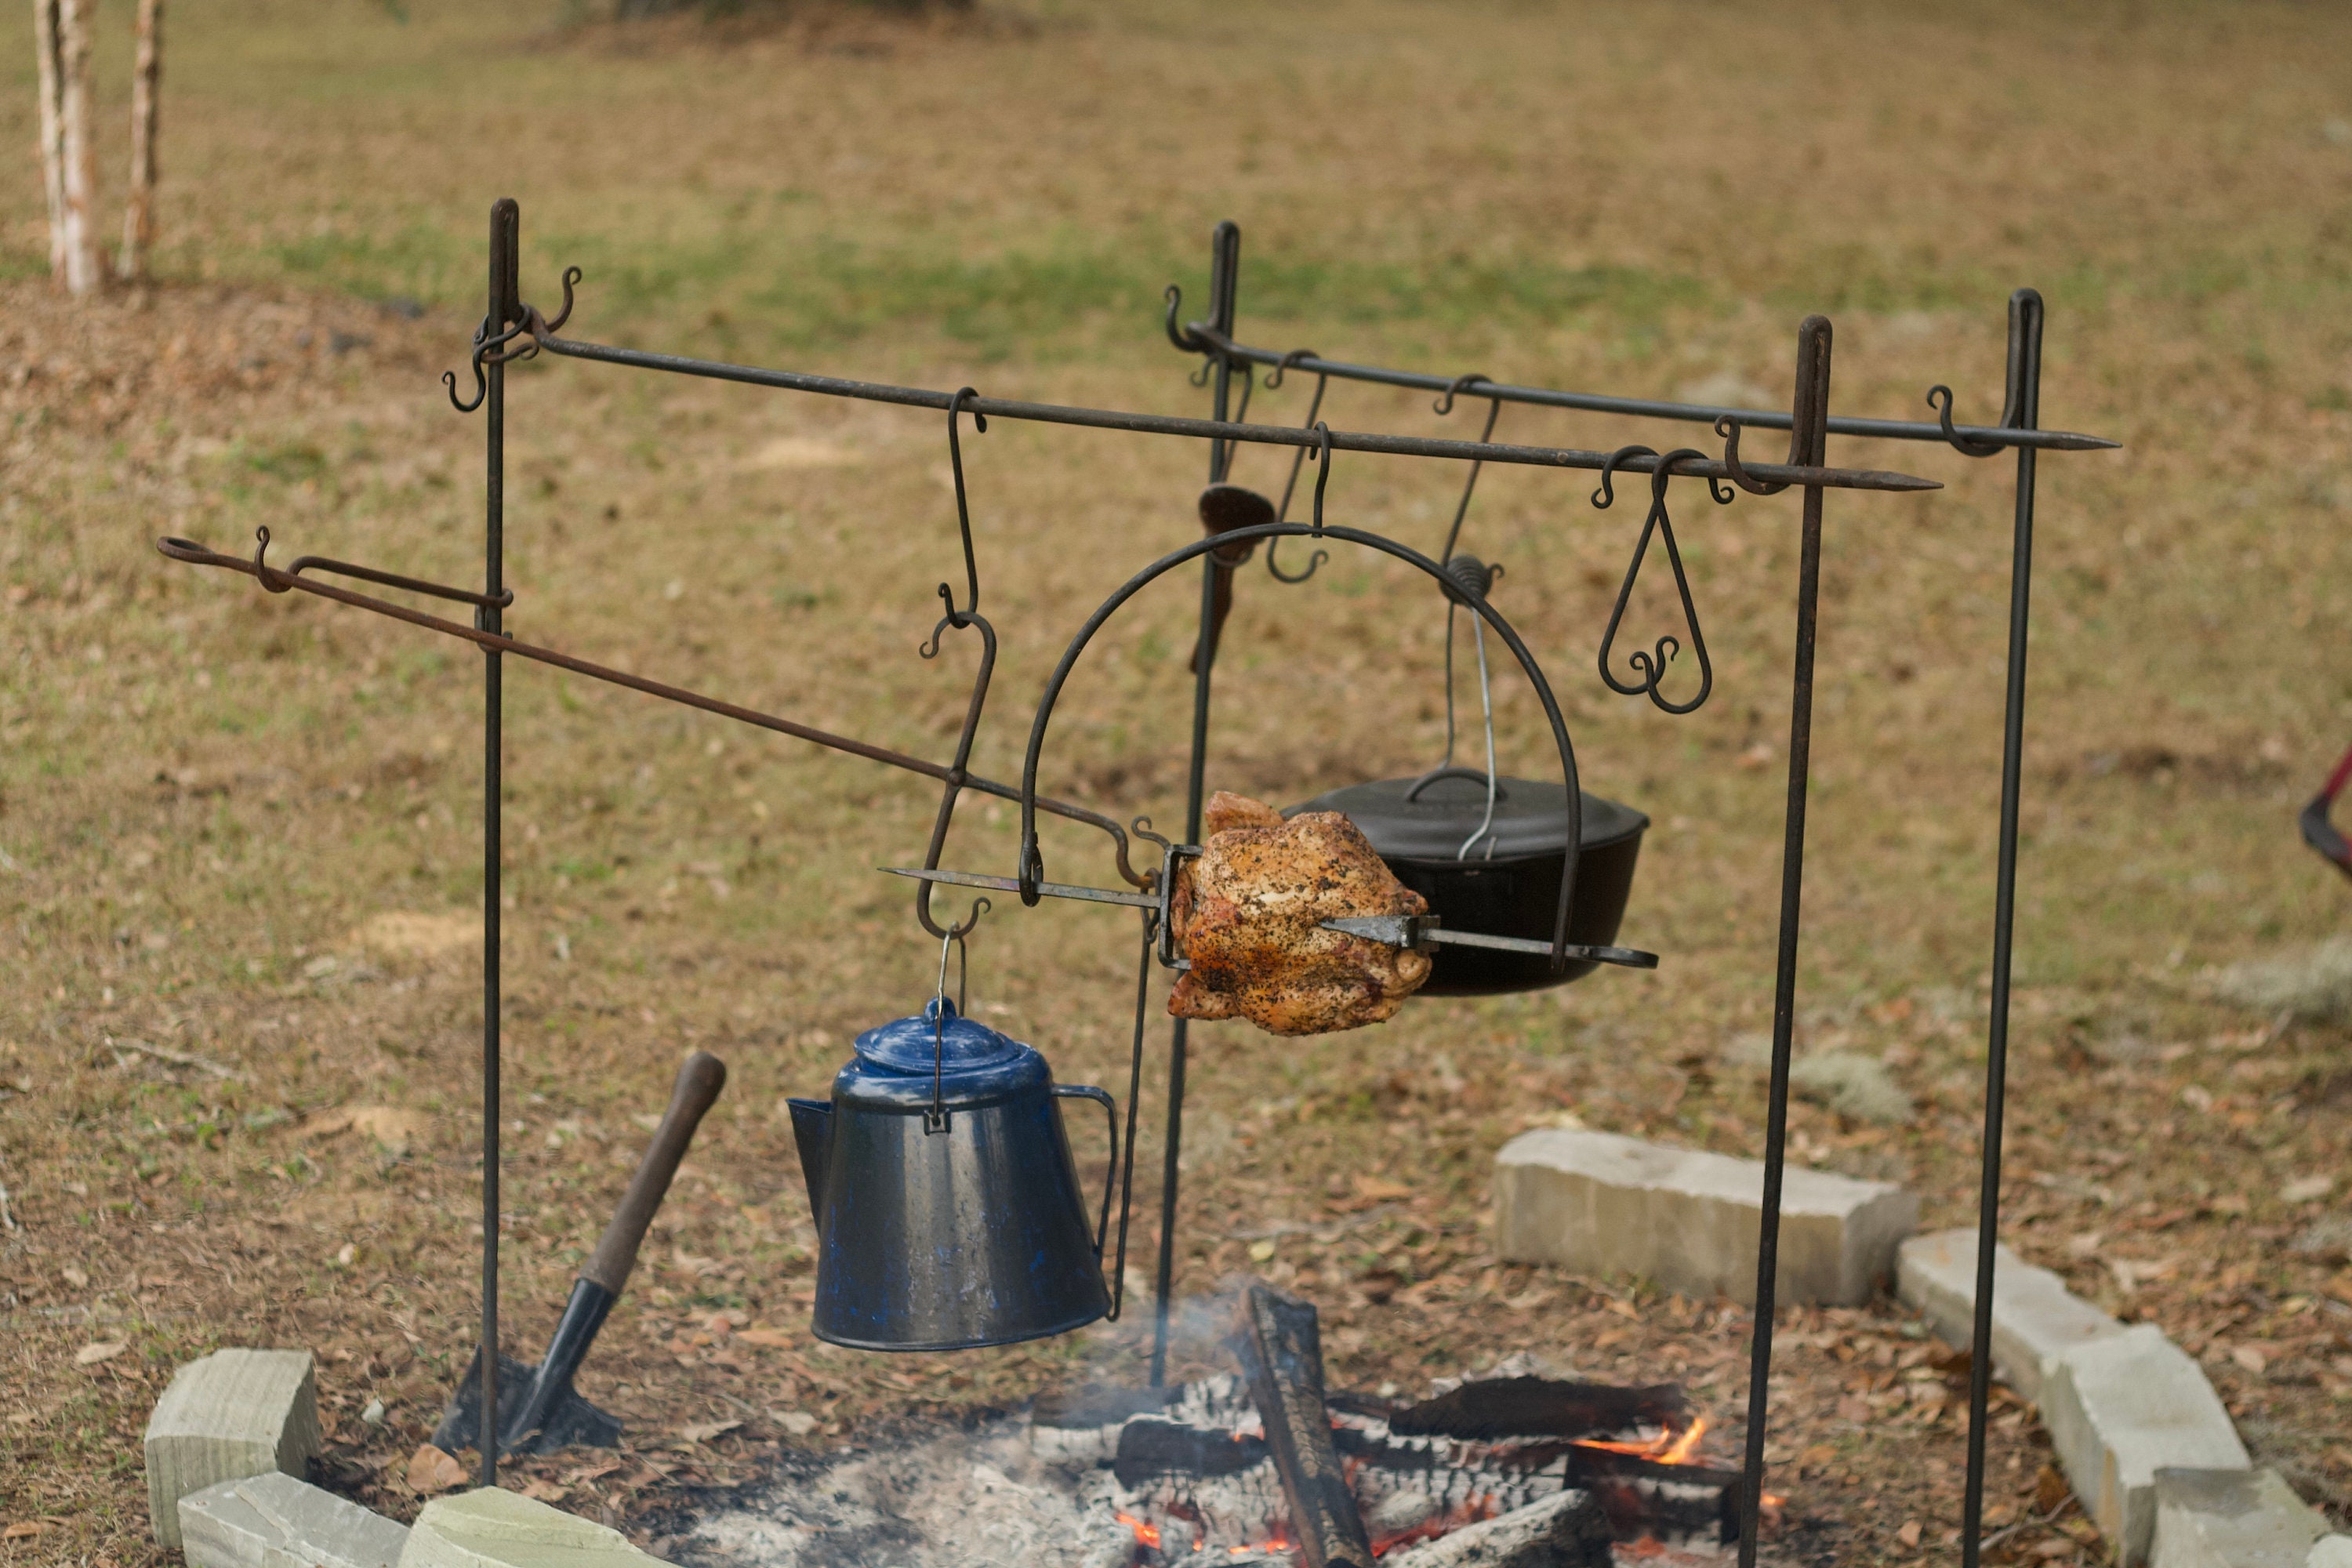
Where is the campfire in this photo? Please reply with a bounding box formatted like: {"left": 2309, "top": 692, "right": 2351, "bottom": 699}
{"left": 681, "top": 1284, "right": 1760, "bottom": 1568}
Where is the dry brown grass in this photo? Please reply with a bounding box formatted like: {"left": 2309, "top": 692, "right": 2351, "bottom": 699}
{"left": 4, "top": 1, "right": 2352, "bottom": 1563}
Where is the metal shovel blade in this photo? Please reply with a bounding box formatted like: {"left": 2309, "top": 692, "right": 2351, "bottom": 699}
{"left": 429, "top": 1344, "right": 622, "bottom": 1457}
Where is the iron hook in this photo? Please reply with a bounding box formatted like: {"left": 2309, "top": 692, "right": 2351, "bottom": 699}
{"left": 1715, "top": 416, "right": 1788, "bottom": 496}
{"left": 1591, "top": 444, "right": 1657, "bottom": 510}
{"left": 935, "top": 387, "right": 986, "bottom": 626}
{"left": 1926, "top": 384, "right": 2007, "bottom": 459}
{"left": 1267, "top": 421, "right": 1334, "bottom": 583}
{"left": 251, "top": 527, "right": 292, "bottom": 593}
{"left": 1264, "top": 347, "right": 1320, "bottom": 390}
{"left": 1432, "top": 372, "right": 1492, "bottom": 417}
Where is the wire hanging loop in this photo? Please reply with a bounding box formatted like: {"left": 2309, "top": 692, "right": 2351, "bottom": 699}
{"left": 1595, "top": 446, "right": 1717, "bottom": 716}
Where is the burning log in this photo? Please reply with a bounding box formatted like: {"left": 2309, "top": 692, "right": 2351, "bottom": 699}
{"left": 1565, "top": 1449, "right": 1740, "bottom": 1549}
{"left": 1387, "top": 1376, "right": 1686, "bottom": 1443}
{"left": 1232, "top": 1282, "right": 1376, "bottom": 1568}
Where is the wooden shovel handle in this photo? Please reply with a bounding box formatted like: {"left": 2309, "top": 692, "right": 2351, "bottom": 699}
{"left": 582, "top": 1051, "right": 727, "bottom": 1294}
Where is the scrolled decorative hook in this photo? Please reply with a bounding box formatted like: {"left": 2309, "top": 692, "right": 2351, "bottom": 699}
{"left": 535, "top": 265, "right": 584, "bottom": 336}
{"left": 1433, "top": 372, "right": 1492, "bottom": 417}
{"left": 1162, "top": 284, "right": 1208, "bottom": 355}
{"left": 1926, "top": 384, "right": 2007, "bottom": 459}
{"left": 1264, "top": 347, "right": 1319, "bottom": 390}
{"left": 442, "top": 315, "right": 494, "bottom": 413}
{"left": 1595, "top": 448, "right": 1715, "bottom": 716}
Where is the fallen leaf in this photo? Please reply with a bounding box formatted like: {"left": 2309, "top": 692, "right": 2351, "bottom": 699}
{"left": 60, "top": 1265, "right": 88, "bottom": 1290}
{"left": 2, "top": 1522, "right": 45, "bottom": 1540}
{"left": 2283, "top": 1173, "right": 2335, "bottom": 1203}
{"left": 405, "top": 1443, "right": 469, "bottom": 1494}
{"left": 2230, "top": 1345, "right": 2267, "bottom": 1375}
{"left": 1351, "top": 1174, "right": 1414, "bottom": 1203}
{"left": 517, "top": 1477, "right": 566, "bottom": 1502}
{"left": 736, "top": 1327, "right": 796, "bottom": 1348}
{"left": 74, "top": 1340, "right": 127, "bottom": 1366}
{"left": 680, "top": 1420, "right": 741, "bottom": 1443}
{"left": 772, "top": 1409, "right": 818, "bottom": 1436}
{"left": 1896, "top": 1520, "right": 1922, "bottom": 1549}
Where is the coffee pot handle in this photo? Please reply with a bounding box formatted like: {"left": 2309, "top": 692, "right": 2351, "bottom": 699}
{"left": 1052, "top": 1084, "right": 1117, "bottom": 1261}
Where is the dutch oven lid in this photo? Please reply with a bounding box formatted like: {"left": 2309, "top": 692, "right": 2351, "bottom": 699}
{"left": 853, "top": 997, "right": 1028, "bottom": 1076}
{"left": 1290, "top": 771, "right": 1649, "bottom": 862}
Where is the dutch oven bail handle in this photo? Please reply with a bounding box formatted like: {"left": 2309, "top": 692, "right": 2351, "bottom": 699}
{"left": 1014, "top": 521, "right": 1587, "bottom": 974}
{"left": 1051, "top": 1084, "right": 1119, "bottom": 1263}
{"left": 1403, "top": 765, "right": 1513, "bottom": 804}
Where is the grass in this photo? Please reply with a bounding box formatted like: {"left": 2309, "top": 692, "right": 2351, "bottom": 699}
{"left": 3, "top": 0, "right": 2352, "bottom": 1562}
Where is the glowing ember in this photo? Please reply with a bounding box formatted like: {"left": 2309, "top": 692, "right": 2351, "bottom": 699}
{"left": 1118, "top": 1512, "right": 1163, "bottom": 1550}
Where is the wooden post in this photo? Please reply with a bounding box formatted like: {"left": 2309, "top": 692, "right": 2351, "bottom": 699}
{"left": 54, "top": 0, "right": 102, "bottom": 295}
{"left": 32, "top": 0, "right": 65, "bottom": 279}
{"left": 1234, "top": 1283, "right": 1374, "bottom": 1568}
{"left": 118, "top": 0, "right": 163, "bottom": 283}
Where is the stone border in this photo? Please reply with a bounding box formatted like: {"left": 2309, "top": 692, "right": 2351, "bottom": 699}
{"left": 1900, "top": 1229, "right": 2349, "bottom": 1566}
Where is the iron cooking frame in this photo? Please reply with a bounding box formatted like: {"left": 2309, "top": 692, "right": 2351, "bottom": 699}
{"left": 156, "top": 200, "right": 2114, "bottom": 1568}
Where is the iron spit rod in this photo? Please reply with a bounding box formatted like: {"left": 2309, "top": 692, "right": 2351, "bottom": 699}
{"left": 531, "top": 334, "right": 1939, "bottom": 493}
{"left": 1185, "top": 325, "right": 2116, "bottom": 455}
{"left": 1959, "top": 291, "right": 2044, "bottom": 1568}
{"left": 1737, "top": 317, "right": 1832, "bottom": 1568}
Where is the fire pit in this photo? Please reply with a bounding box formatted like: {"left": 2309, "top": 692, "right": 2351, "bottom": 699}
{"left": 673, "top": 1288, "right": 1751, "bottom": 1568}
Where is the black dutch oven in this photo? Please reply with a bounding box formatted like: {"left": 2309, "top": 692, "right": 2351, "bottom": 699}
{"left": 1290, "top": 768, "right": 1648, "bottom": 996}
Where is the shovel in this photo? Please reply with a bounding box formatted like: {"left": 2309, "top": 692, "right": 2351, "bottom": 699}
{"left": 431, "top": 1050, "right": 727, "bottom": 1457}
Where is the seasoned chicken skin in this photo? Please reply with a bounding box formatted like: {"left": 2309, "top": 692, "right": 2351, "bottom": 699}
{"left": 1168, "top": 792, "right": 1432, "bottom": 1036}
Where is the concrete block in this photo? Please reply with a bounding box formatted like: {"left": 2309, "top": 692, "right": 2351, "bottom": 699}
{"left": 179, "top": 1471, "right": 408, "bottom": 1568}
{"left": 1381, "top": 1488, "right": 1611, "bottom": 1568}
{"left": 2151, "top": 1468, "right": 2328, "bottom": 1568}
{"left": 1494, "top": 1128, "right": 1918, "bottom": 1306}
{"left": 2043, "top": 1326, "right": 2249, "bottom": 1564}
{"left": 1896, "top": 1228, "right": 2129, "bottom": 1403}
{"left": 398, "top": 1487, "right": 666, "bottom": 1568}
{"left": 2309, "top": 1538, "right": 2352, "bottom": 1568}
{"left": 145, "top": 1349, "right": 321, "bottom": 1549}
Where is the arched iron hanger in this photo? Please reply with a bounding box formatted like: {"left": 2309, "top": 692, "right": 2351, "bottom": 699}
{"left": 1013, "top": 517, "right": 1594, "bottom": 977}
{"left": 1593, "top": 445, "right": 1726, "bottom": 716}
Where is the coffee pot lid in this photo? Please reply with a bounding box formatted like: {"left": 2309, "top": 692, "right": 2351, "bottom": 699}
{"left": 853, "top": 997, "right": 1025, "bottom": 1076}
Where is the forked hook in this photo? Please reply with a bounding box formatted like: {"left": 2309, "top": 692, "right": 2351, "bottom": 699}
{"left": 1926, "top": 384, "right": 2007, "bottom": 459}
{"left": 1595, "top": 448, "right": 1715, "bottom": 716}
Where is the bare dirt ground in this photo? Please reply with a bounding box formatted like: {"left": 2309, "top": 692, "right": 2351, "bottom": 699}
{"left": 3, "top": 2, "right": 2351, "bottom": 1563}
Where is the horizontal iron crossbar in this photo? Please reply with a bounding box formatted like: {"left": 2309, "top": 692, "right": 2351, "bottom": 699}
{"left": 532, "top": 332, "right": 1940, "bottom": 494}
{"left": 1183, "top": 325, "right": 2118, "bottom": 454}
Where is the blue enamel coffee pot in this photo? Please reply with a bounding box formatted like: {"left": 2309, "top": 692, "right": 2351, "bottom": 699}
{"left": 786, "top": 997, "right": 1116, "bottom": 1351}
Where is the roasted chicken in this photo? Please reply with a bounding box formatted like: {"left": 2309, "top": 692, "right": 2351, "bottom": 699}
{"left": 1167, "top": 791, "right": 1432, "bottom": 1036}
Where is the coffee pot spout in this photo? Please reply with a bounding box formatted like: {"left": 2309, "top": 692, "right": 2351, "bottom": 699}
{"left": 786, "top": 1098, "right": 833, "bottom": 1222}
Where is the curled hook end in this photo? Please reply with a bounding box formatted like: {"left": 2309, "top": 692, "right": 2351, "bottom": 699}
{"left": 1926, "top": 384, "right": 2005, "bottom": 459}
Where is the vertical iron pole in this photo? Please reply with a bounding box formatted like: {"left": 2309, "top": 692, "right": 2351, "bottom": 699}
{"left": 1151, "top": 220, "right": 1240, "bottom": 1386}
{"left": 1959, "top": 289, "right": 2043, "bottom": 1568}
{"left": 478, "top": 198, "right": 518, "bottom": 1487}
{"left": 1737, "top": 316, "right": 1832, "bottom": 1568}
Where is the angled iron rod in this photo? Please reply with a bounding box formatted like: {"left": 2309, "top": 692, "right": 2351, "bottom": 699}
{"left": 527, "top": 332, "right": 1939, "bottom": 495}
{"left": 1959, "top": 289, "right": 2045, "bottom": 1568}
{"left": 1179, "top": 324, "right": 2115, "bottom": 455}
{"left": 1737, "top": 314, "right": 1834, "bottom": 1568}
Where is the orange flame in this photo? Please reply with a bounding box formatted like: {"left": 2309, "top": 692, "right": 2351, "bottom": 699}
{"left": 1570, "top": 1413, "right": 1711, "bottom": 1465}
{"left": 1117, "top": 1512, "right": 1163, "bottom": 1550}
